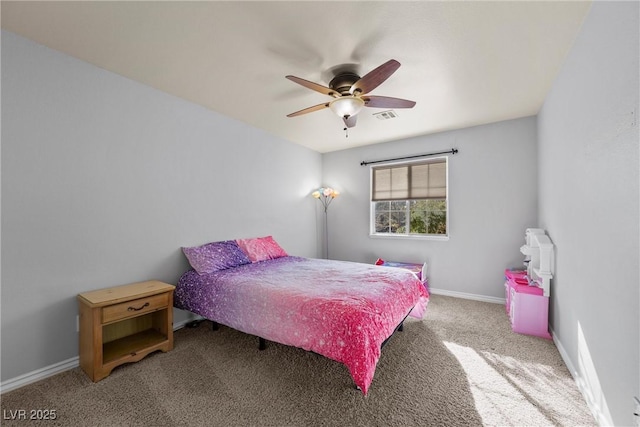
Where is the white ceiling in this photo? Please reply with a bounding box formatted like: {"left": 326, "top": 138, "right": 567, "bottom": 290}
{"left": 1, "top": 1, "right": 592, "bottom": 153}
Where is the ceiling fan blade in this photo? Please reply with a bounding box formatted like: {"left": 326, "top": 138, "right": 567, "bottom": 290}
{"left": 343, "top": 115, "right": 358, "bottom": 128}
{"left": 363, "top": 95, "right": 416, "bottom": 109}
{"left": 350, "top": 59, "right": 401, "bottom": 95}
{"left": 286, "top": 75, "right": 340, "bottom": 98}
{"left": 286, "top": 102, "right": 330, "bottom": 117}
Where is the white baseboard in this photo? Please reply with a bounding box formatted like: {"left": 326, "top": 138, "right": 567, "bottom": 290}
{"left": 0, "top": 318, "right": 195, "bottom": 394}
{"left": 550, "top": 326, "right": 613, "bottom": 426}
{"left": 429, "top": 287, "right": 506, "bottom": 305}
{"left": 0, "top": 356, "right": 80, "bottom": 394}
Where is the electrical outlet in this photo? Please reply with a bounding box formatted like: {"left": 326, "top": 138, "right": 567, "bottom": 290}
{"left": 76, "top": 315, "right": 79, "bottom": 332}
{"left": 634, "top": 396, "right": 640, "bottom": 427}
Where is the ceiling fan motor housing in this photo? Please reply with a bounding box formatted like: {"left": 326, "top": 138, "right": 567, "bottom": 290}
{"left": 329, "top": 72, "right": 361, "bottom": 95}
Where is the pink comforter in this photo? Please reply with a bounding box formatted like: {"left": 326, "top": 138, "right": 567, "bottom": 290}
{"left": 174, "top": 256, "right": 429, "bottom": 394}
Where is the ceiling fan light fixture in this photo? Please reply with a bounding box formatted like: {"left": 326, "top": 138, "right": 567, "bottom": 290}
{"left": 329, "top": 96, "right": 365, "bottom": 118}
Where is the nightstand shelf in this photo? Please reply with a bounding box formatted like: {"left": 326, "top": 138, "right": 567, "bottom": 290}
{"left": 103, "top": 327, "right": 168, "bottom": 365}
{"left": 78, "top": 280, "right": 175, "bottom": 382}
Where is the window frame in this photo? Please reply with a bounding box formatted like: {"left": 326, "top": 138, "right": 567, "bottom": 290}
{"left": 369, "top": 156, "right": 450, "bottom": 241}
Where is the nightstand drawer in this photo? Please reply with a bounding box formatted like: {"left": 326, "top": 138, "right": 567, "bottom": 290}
{"left": 102, "top": 293, "right": 169, "bottom": 324}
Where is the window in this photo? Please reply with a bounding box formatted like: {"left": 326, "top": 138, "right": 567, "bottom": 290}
{"left": 370, "top": 158, "right": 448, "bottom": 238}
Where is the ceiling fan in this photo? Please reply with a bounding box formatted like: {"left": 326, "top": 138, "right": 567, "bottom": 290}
{"left": 285, "top": 59, "right": 416, "bottom": 129}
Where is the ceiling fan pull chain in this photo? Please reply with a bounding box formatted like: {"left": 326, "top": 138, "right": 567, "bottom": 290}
{"left": 344, "top": 127, "right": 349, "bottom": 138}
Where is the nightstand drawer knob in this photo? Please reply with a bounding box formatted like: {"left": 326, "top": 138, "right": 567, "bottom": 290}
{"left": 128, "top": 302, "right": 150, "bottom": 312}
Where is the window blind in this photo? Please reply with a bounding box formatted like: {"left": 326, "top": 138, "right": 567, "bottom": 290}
{"left": 371, "top": 159, "right": 446, "bottom": 201}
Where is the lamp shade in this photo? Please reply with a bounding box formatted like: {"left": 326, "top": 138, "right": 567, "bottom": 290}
{"left": 329, "top": 96, "right": 365, "bottom": 118}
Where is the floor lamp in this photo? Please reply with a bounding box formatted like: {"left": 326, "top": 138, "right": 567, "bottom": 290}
{"left": 311, "top": 187, "right": 340, "bottom": 259}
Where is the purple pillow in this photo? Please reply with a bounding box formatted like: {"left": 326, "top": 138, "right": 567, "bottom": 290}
{"left": 182, "top": 240, "right": 251, "bottom": 275}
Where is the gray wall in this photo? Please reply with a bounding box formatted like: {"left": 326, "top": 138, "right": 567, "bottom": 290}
{"left": 1, "top": 31, "right": 322, "bottom": 381}
{"left": 537, "top": 2, "right": 639, "bottom": 425}
{"left": 322, "top": 116, "right": 538, "bottom": 300}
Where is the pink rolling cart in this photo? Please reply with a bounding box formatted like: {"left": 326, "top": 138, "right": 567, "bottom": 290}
{"left": 504, "top": 269, "right": 551, "bottom": 339}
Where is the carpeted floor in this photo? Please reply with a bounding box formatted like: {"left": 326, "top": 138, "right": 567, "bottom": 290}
{"left": 1, "top": 295, "right": 596, "bottom": 426}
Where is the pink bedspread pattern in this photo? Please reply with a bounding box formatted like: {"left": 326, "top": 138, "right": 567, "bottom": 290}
{"left": 174, "top": 256, "right": 429, "bottom": 394}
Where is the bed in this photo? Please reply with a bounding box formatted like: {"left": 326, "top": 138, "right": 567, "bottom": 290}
{"left": 174, "top": 237, "right": 429, "bottom": 394}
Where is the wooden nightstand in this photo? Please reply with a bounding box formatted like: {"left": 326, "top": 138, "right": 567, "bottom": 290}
{"left": 77, "top": 280, "right": 175, "bottom": 382}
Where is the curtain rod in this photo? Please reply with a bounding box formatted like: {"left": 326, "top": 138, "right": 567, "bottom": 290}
{"left": 360, "top": 148, "right": 459, "bottom": 166}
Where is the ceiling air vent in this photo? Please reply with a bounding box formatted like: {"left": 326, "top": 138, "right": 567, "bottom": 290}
{"left": 373, "top": 110, "right": 398, "bottom": 120}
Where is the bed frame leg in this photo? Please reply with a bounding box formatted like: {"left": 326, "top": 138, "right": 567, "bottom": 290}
{"left": 211, "top": 321, "right": 219, "bottom": 331}
{"left": 258, "top": 337, "right": 266, "bottom": 351}
{"left": 185, "top": 319, "right": 203, "bottom": 328}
